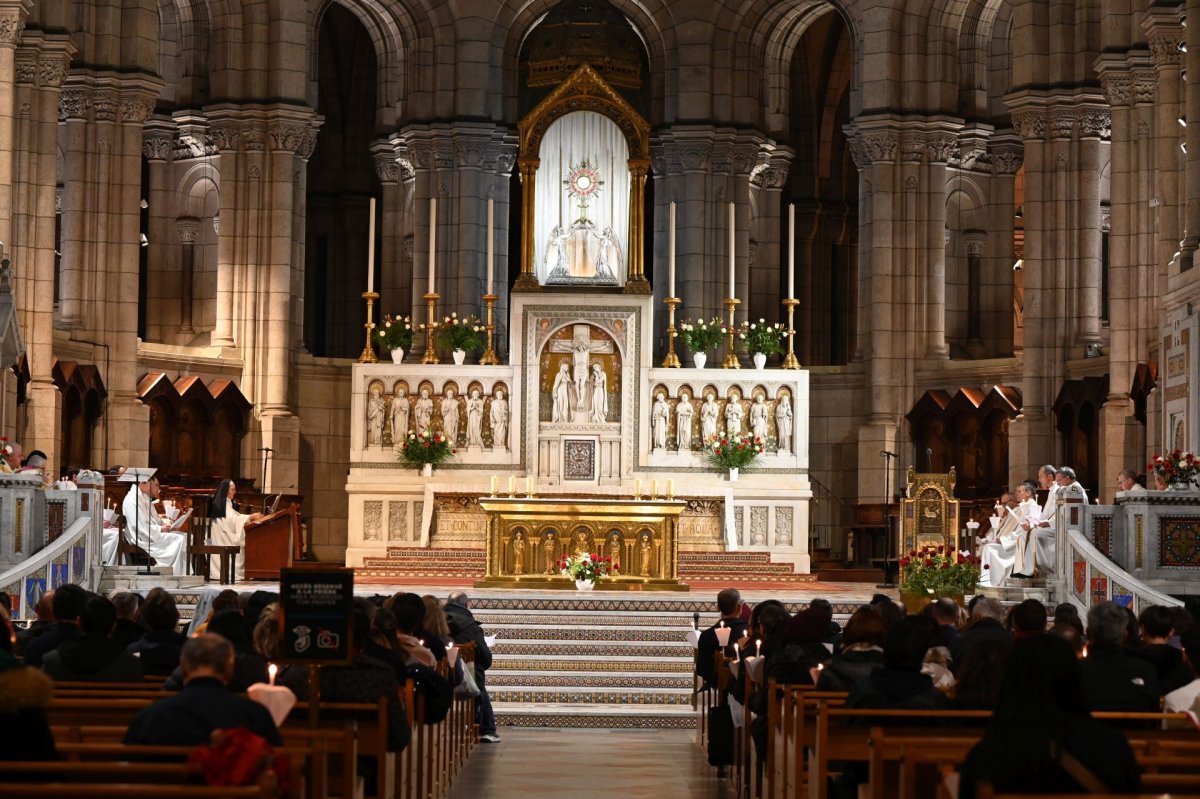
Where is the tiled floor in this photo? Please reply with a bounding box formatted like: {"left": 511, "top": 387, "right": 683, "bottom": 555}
{"left": 447, "top": 728, "right": 736, "bottom": 799}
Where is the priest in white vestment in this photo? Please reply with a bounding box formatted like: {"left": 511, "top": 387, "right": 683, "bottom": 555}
{"left": 979, "top": 486, "right": 1035, "bottom": 586}
{"left": 208, "top": 478, "right": 263, "bottom": 582}
{"left": 1029, "top": 466, "right": 1087, "bottom": 576}
{"left": 122, "top": 476, "right": 188, "bottom": 576}
{"left": 1012, "top": 482, "right": 1044, "bottom": 578}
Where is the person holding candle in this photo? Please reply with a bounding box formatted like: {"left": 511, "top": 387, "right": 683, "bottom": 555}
{"left": 695, "top": 588, "right": 748, "bottom": 690}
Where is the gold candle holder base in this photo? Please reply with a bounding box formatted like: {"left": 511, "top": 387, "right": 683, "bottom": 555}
{"left": 421, "top": 292, "right": 441, "bottom": 364}
{"left": 358, "top": 291, "right": 380, "bottom": 363}
{"left": 662, "top": 297, "right": 681, "bottom": 368}
{"left": 480, "top": 293, "right": 500, "bottom": 365}
{"left": 722, "top": 297, "right": 741, "bottom": 369}
{"left": 781, "top": 298, "right": 801, "bottom": 370}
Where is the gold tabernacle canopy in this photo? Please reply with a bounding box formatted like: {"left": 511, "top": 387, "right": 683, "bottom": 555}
{"left": 475, "top": 496, "right": 689, "bottom": 591}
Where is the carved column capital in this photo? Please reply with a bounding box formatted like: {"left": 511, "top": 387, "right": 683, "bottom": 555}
{"left": 176, "top": 217, "right": 200, "bottom": 243}
{"left": 0, "top": 8, "right": 25, "bottom": 47}
{"left": 1149, "top": 35, "right": 1185, "bottom": 67}
{"left": 58, "top": 87, "right": 91, "bottom": 122}
{"left": 1100, "top": 74, "right": 1132, "bottom": 107}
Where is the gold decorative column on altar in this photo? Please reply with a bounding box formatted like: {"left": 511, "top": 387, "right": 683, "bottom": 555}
{"left": 476, "top": 496, "right": 688, "bottom": 591}
{"left": 899, "top": 467, "right": 961, "bottom": 561}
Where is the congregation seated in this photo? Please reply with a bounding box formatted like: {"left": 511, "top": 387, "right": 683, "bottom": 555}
{"left": 445, "top": 591, "right": 499, "bottom": 743}
{"left": 846, "top": 615, "right": 948, "bottom": 711}
{"left": 15, "top": 590, "right": 55, "bottom": 656}
{"left": 42, "top": 595, "right": 143, "bottom": 683}
{"left": 948, "top": 637, "right": 1009, "bottom": 710}
{"left": 277, "top": 605, "right": 411, "bottom": 753}
{"left": 165, "top": 609, "right": 267, "bottom": 693}
{"left": 372, "top": 595, "right": 437, "bottom": 669}
{"left": 0, "top": 606, "right": 56, "bottom": 762}
{"left": 21, "top": 584, "right": 87, "bottom": 668}
{"left": 958, "top": 634, "right": 1142, "bottom": 798}
{"left": 950, "top": 597, "right": 1011, "bottom": 666}
{"left": 125, "top": 633, "right": 282, "bottom": 747}
{"left": 1165, "top": 628, "right": 1200, "bottom": 714}
{"left": 1081, "top": 600, "right": 1161, "bottom": 713}
{"left": 125, "top": 587, "right": 188, "bottom": 676}
{"left": 1133, "top": 603, "right": 1196, "bottom": 695}
{"left": 695, "top": 588, "right": 748, "bottom": 689}
{"left": 1007, "top": 598, "right": 1048, "bottom": 642}
{"left": 109, "top": 590, "right": 148, "bottom": 649}
{"left": 815, "top": 607, "right": 886, "bottom": 692}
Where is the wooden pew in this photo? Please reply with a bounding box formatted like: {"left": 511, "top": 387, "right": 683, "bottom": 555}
{"left": 0, "top": 786, "right": 273, "bottom": 799}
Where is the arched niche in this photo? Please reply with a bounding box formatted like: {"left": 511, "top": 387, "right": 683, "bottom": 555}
{"left": 516, "top": 64, "right": 651, "bottom": 294}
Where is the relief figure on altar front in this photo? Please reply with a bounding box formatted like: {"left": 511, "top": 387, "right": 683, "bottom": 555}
{"left": 676, "top": 391, "right": 694, "bottom": 450}
{"left": 639, "top": 532, "right": 654, "bottom": 577}
{"left": 414, "top": 388, "right": 434, "bottom": 435}
{"left": 701, "top": 393, "right": 719, "bottom": 442}
{"left": 572, "top": 526, "right": 592, "bottom": 555}
{"left": 543, "top": 530, "right": 558, "bottom": 574}
{"left": 552, "top": 364, "right": 573, "bottom": 423}
{"left": 725, "top": 390, "right": 744, "bottom": 436}
{"left": 608, "top": 531, "right": 623, "bottom": 571}
{"left": 776, "top": 394, "right": 792, "bottom": 453}
{"left": 511, "top": 531, "right": 526, "bottom": 575}
{"left": 490, "top": 389, "right": 509, "bottom": 450}
{"left": 750, "top": 395, "right": 768, "bottom": 444}
{"left": 466, "top": 389, "right": 485, "bottom": 448}
{"left": 441, "top": 388, "right": 460, "bottom": 445}
{"left": 390, "top": 384, "right": 410, "bottom": 443}
{"left": 651, "top": 392, "right": 669, "bottom": 450}
{"left": 367, "top": 384, "right": 386, "bottom": 446}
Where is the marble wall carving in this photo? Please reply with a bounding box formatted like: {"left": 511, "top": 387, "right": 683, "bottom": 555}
{"left": 646, "top": 383, "right": 795, "bottom": 453}
{"left": 365, "top": 377, "right": 511, "bottom": 451}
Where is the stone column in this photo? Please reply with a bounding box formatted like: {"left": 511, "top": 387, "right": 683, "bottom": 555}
{"left": 986, "top": 135, "right": 1023, "bottom": 356}
{"left": 924, "top": 132, "right": 957, "bottom": 359}
{"left": 371, "top": 141, "right": 408, "bottom": 317}
{"left": 209, "top": 118, "right": 239, "bottom": 348}
{"left": 176, "top": 217, "right": 199, "bottom": 333}
{"left": 1146, "top": 16, "right": 1186, "bottom": 330}
{"left": 0, "top": 0, "right": 31, "bottom": 250}
{"left": 142, "top": 118, "right": 175, "bottom": 342}
{"left": 10, "top": 33, "right": 69, "bottom": 474}
{"left": 747, "top": 149, "right": 792, "bottom": 325}
{"left": 1182, "top": 0, "right": 1200, "bottom": 270}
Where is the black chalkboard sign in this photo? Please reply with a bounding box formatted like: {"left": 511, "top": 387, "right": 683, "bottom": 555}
{"left": 278, "top": 566, "right": 354, "bottom": 665}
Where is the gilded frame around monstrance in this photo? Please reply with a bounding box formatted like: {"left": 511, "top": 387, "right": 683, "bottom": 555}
{"left": 515, "top": 63, "right": 652, "bottom": 294}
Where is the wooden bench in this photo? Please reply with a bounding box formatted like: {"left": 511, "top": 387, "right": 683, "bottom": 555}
{"left": 0, "top": 787, "right": 274, "bottom": 799}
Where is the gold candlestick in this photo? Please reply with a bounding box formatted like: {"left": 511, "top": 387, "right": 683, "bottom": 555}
{"left": 480, "top": 293, "right": 500, "bottom": 365}
{"left": 661, "top": 297, "right": 681, "bottom": 368}
{"left": 781, "top": 298, "right": 801, "bottom": 370}
{"left": 358, "top": 291, "right": 380, "bottom": 363}
{"left": 421, "top": 292, "right": 441, "bottom": 364}
{"left": 722, "top": 297, "right": 741, "bottom": 369}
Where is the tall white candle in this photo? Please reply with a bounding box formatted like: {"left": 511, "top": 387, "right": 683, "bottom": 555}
{"left": 787, "top": 203, "right": 795, "bottom": 299}
{"left": 367, "top": 197, "right": 376, "bottom": 294}
{"left": 487, "top": 198, "right": 495, "bottom": 295}
{"left": 428, "top": 197, "right": 437, "bottom": 295}
{"left": 668, "top": 202, "right": 676, "bottom": 297}
{"left": 728, "top": 202, "right": 736, "bottom": 299}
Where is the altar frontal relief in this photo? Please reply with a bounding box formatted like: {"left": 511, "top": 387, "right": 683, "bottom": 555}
{"left": 535, "top": 111, "right": 629, "bottom": 286}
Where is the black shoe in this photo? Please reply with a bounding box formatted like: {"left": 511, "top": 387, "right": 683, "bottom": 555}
{"left": 1011, "top": 573, "right": 1030, "bottom": 579}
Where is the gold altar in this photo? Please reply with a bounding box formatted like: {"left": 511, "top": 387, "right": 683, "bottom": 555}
{"left": 900, "top": 467, "right": 961, "bottom": 560}
{"left": 475, "top": 496, "right": 688, "bottom": 591}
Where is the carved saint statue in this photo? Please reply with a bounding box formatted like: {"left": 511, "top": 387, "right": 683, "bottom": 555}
{"left": 543, "top": 532, "right": 558, "bottom": 574}
{"left": 700, "top": 393, "right": 720, "bottom": 443}
{"left": 390, "top": 385, "right": 410, "bottom": 443}
{"left": 367, "top": 386, "right": 386, "bottom": 446}
{"left": 676, "top": 391, "right": 694, "bottom": 450}
{"left": 572, "top": 343, "right": 590, "bottom": 408}
{"left": 552, "top": 364, "right": 572, "bottom": 423}
{"left": 413, "top": 388, "right": 434, "bottom": 435}
{"left": 573, "top": 527, "right": 591, "bottom": 555}
{"left": 775, "top": 394, "right": 793, "bottom": 453}
{"left": 511, "top": 531, "right": 526, "bottom": 575}
{"left": 750, "top": 395, "right": 768, "bottom": 443}
{"left": 725, "top": 390, "right": 744, "bottom": 436}
{"left": 639, "top": 534, "right": 653, "bottom": 577}
{"left": 589, "top": 362, "right": 608, "bottom": 423}
{"left": 608, "top": 532, "right": 622, "bottom": 571}
{"left": 651, "top": 392, "right": 669, "bottom": 450}
{"left": 441, "top": 388, "right": 460, "bottom": 444}
{"left": 490, "top": 388, "right": 509, "bottom": 450}
{"left": 466, "top": 389, "right": 485, "bottom": 448}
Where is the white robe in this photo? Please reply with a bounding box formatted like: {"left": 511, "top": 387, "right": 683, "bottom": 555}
{"left": 979, "top": 505, "right": 1025, "bottom": 586}
{"left": 1013, "top": 498, "right": 1043, "bottom": 576}
{"left": 209, "top": 509, "right": 252, "bottom": 582}
{"left": 101, "top": 524, "right": 120, "bottom": 565}
{"left": 122, "top": 486, "right": 188, "bottom": 576}
{"left": 1035, "top": 482, "right": 1086, "bottom": 575}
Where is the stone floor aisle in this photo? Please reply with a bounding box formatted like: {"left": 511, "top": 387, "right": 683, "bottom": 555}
{"left": 447, "top": 728, "right": 736, "bottom": 799}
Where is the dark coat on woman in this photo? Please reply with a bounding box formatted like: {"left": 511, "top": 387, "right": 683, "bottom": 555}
{"left": 0, "top": 655, "right": 57, "bottom": 762}
{"left": 42, "top": 633, "right": 144, "bottom": 683}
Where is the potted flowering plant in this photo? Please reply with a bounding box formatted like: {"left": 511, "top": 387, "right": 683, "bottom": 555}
{"left": 898, "top": 545, "right": 981, "bottom": 613}
{"left": 397, "top": 430, "right": 456, "bottom": 476}
{"left": 1149, "top": 449, "right": 1200, "bottom": 490}
{"left": 739, "top": 320, "right": 785, "bottom": 369}
{"left": 434, "top": 313, "right": 484, "bottom": 364}
{"left": 705, "top": 432, "right": 765, "bottom": 481}
{"left": 676, "top": 317, "right": 725, "bottom": 368}
{"left": 377, "top": 315, "right": 415, "bottom": 363}
{"left": 558, "top": 551, "right": 616, "bottom": 591}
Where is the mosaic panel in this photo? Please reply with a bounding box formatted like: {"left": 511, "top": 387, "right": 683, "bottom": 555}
{"left": 1111, "top": 584, "right": 1134, "bottom": 609}
{"left": 71, "top": 546, "right": 86, "bottom": 580}
{"left": 1090, "top": 574, "right": 1109, "bottom": 607}
{"left": 1072, "top": 559, "right": 1086, "bottom": 601}
{"left": 1091, "top": 516, "right": 1112, "bottom": 557}
{"left": 50, "top": 559, "right": 68, "bottom": 589}
{"left": 1, "top": 583, "right": 18, "bottom": 617}
{"left": 80, "top": 492, "right": 89, "bottom": 512}
{"left": 24, "top": 575, "right": 45, "bottom": 614}
{"left": 47, "top": 501, "right": 65, "bottom": 542}
{"left": 1160, "top": 516, "right": 1200, "bottom": 568}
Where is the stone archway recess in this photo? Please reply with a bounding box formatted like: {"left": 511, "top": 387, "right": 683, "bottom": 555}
{"left": 515, "top": 63, "right": 651, "bottom": 294}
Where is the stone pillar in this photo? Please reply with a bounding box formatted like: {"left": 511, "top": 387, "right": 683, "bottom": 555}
{"left": 747, "top": 150, "right": 792, "bottom": 326}
{"left": 210, "top": 118, "right": 238, "bottom": 348}
{"left": 1182, "top": 0, "right": 1200, "bottom": 270}
{"left": 0, "top": 0, "right": 31, "bottom": 250}
{"left": 176, "top": 217, "right": 199, "bottom": 333}
{"left": 371, "top": 141, "right": 409, "bottom": 318}
{"left": 142, "top": 118, "right": 175, "bottom": 342}
{"left": 1146, "top": 16, "right": 1186, "bottom": 334}
{"left": 986, "top": 135, "right": 1023, "bottom": 356}
{"left": 924, "top": 136, "right": 955, "bottom": 359}
{"left": 10, "top": 33, "right": 69, "bottom": 475}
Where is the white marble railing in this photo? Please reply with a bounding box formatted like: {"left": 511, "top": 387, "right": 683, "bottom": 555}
{"left": 0, "top": 475, "right": 103, "bottom": 622}
{"left": 1059, "top": 527, "right": 1182, "bottom": 616}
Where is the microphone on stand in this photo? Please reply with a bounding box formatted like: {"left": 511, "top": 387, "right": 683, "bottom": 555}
{"left": 879, "top": 450, "right": 897, "bottom": 458}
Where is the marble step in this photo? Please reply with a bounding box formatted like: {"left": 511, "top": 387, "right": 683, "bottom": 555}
{"left": 489, "top": 686, "right": 693, "bottom": 705}
{"left": 487, "top": 672, "right": 694, "bottom": 689}
{"left": 481, "top": 624, "right": 695, "bottom": 643}
{"left": 492, "top": 702, "right": 698, "bottom": 729}
{"left": 492, "top": 640, "right": 693, "bottom": 658}
{"left": 490, "top": 656, "right": 695, "bottom": 673}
